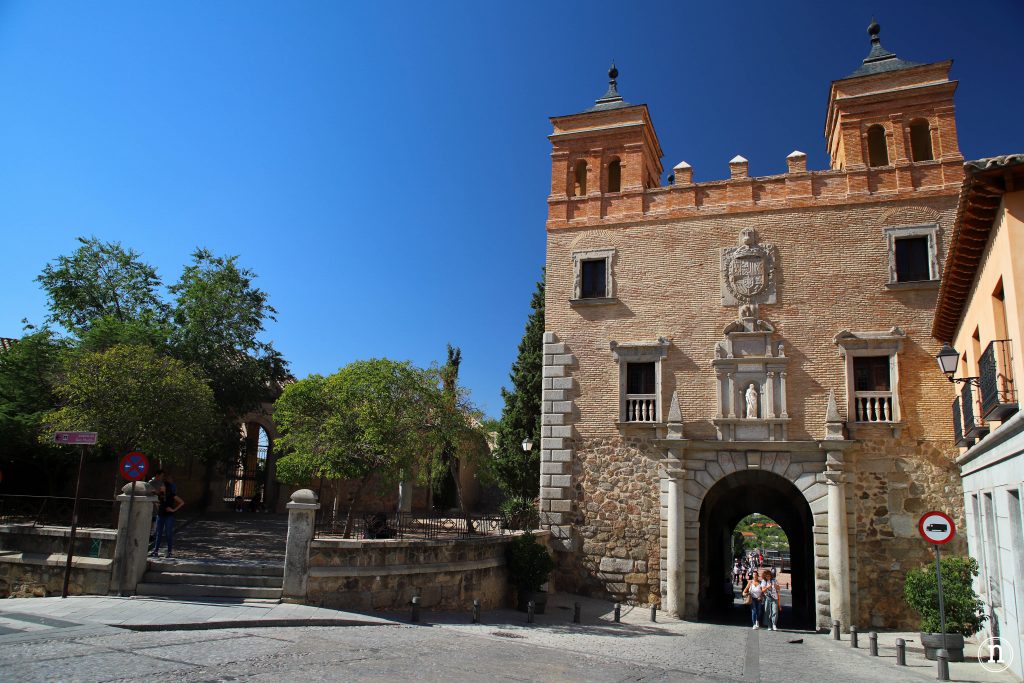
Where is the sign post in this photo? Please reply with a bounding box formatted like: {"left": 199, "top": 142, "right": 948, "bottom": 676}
{"left": 116, "top": 452, "right": 149, "bottom": 596}
{"left": 919, "top": 511, "right": 956, "bottom": 655}
{"left": 55, "top": 432, "right": 97, "bottom": 599}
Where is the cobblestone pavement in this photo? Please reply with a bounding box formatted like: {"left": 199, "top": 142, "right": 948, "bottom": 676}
{"left": 0, "top": 592, "right": 1016, "bottom": 682}
{"left": 163, "top": 513, "right": 287, "bottom": 563}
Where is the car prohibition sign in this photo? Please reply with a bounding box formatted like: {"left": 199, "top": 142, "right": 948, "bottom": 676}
{"left": 918, "top": 510, "right": 956, "bottom": 544}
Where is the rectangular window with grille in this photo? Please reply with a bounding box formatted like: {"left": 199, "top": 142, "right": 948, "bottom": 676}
{"left": 627, "top": 362, "right": 656, "bottom": 394}
{"left": 581, "top": 259, "right": 607, "bottom": 298}
{"left": 894, "top": 236, "right": 931, "bottom": 282}
{"left": 853, "top": 356, "right": 891, "bottom": 391}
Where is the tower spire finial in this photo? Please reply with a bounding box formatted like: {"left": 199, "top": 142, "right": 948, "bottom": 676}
{"left": 592, "top": 61, "right": 624, "bottom": 107}
{"left": 868, "top": 17, "right": 881, "bottom": 45}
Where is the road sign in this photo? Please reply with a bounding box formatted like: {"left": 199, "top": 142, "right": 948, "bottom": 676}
{"left": 119, "top": 452, "right": 150, "bottom": 481}
{"left": 54, "top": 431, "right": 97, "bottom": 445}
{"left": 919, "top": 511, "right": 956, "bottom": 545}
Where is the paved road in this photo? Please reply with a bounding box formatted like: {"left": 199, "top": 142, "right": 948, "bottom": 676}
{"left": 0, "top": 598, "right": 1013, "bottom": 682}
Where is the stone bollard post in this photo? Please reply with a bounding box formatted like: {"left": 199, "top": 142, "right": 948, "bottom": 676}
{"left": 614, "top": 603, "right": 621, "bottom": 623}
{"left": 832, "top": 620, "right": 840, "bottom": 640}
{"left": 527, "top": 600, "right": 535, "bottom": 624}
{"left": 411, "top": 596, "right": 420, "bottom": 623}
{"left": 650, "top": 604, "right": 657, "bottom": 622}
{"left": 895, "top": 638, "right": 906, "bottom": 666}
{"left": 282, "top": 489, "right": 320, "bottom": 602}
{"left": 573, "top": 602, "right": 581, "bottom": 624}
{"left": 110, "top": 482, "right": 157, "bottom": 596}
{"left": 936, "top": 648, "right": 950, "bottom": 681}
{"left": 850, "top": 625, "right": 859, "bottom": 648}
{"left": 869, "top": 632, "right": 878, "bottom": 656}
{"left": 472, "top": 599, "right": 480, "bottom": 624}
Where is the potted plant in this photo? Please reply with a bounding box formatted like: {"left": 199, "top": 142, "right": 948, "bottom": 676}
{"left": 904, "top": 555, "right": 986, "bottom": 661}
{"left": 506, "top": 531, "right": 555, "bottom": 613}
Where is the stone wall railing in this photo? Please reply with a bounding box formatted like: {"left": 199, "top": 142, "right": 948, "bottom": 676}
{"left": 0, "top": 525, "right": 117, "bottom": 598}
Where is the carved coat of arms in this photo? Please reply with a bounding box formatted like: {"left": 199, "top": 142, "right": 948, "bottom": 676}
{"left": 720, "top": 228, "right": 778, "bottom": 306}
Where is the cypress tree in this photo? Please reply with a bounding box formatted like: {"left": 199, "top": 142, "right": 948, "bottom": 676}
{"left": 493, "top": 273, "right": 544, "bottom": 499}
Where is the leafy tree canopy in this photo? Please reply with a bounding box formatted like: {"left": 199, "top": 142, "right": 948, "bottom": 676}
{"left": 0, "top": 328, "right": 71, "bottom": 456}
{"left": 42, "top": 344, "right": 218, "bottom": 465}
{"left": 36, "top": 236, "right": 166, "bottom": 333}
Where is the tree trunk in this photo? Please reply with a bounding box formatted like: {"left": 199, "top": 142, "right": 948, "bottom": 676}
{"left": 342, "top": 474, "right": 371, "bottom": 539}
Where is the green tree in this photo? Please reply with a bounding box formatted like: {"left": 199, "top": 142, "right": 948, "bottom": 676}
{"left": 274, "top": 359, "right": 444, "bottom": 537}
{"left": 36, "top": 236, "right": 166, "bottom": 333}
{"left": 492, "top": 274, "right": 544, "bottom": 499}
{"left": 0, "top": 328, "right": 75, "bottom": 492}
{"left": 42, "top": 344, "right": 218, "bottom": 465}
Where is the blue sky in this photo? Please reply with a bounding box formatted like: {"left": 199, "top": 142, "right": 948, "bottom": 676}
{"left": 1, "top": 1, "right": 1022, "bottom": 418}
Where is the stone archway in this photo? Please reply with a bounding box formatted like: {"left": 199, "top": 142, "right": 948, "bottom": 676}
{"left": 697, "top": 469, "right": 815, "bottom": 627}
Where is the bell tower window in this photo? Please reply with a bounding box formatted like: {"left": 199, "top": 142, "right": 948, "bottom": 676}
{"left": 573, "top": 161, "right": 588, "bottom": 197}
{"left": 909, "top": 119, "right": 934, "bottom": 161}
{"left": 867, "top": 125, "right": 889, "bottom": 167}
{"left": 607, "top": 159, "right": 621, "bottom": 193}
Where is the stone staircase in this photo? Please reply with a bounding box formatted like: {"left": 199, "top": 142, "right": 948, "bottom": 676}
{"left": 136, "top": 560, "right": 284, "bottom": 600}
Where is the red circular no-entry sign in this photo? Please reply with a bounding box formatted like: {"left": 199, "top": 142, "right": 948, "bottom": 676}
{"left": 919, "top": 511, "right": 956, "bottom": 545}
{"left": 119, "top": 452, "right": 150, "bottom": 481}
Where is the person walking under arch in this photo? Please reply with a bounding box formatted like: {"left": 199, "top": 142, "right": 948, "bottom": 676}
{"left": 762, "top": 569, "right": 781, "bottom": 630}
{"left": 743, "top": 571, "right": 765, "bottom": 629}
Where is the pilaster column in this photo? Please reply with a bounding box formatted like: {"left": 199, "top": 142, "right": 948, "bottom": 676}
{"left": 727, "top": 373, "right": 736, "bottom": 417}
{"left": 826, "top": 457, "right": 851, "bottom": 631}
{"left": 666, "top": 469, "right": 686, "bottom": 617}
{"left": 779, "top": 372, "right": 789, "bottom": 418}
{"left": 282, "top": 488, "right": 320, "bottom": 602}
{"left": 765, "top": 372, "right": 776, "bottom": 419}
{"left": 714, "top": 373, "right": 724, "bottom": 418}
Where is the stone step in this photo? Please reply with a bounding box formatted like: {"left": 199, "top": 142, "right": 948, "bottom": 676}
{"left": 142, "top": 571, "right": 283, "bottom": 588}
{"left": 135, "top": 582, "right": 283, "bottom": 600}
{"left": 147, "top": 560, "right": 283, "bottom": 577}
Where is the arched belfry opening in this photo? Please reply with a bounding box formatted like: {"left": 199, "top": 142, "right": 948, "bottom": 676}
{"left": 697, "top": 469, "right": 815, "bottom": 628}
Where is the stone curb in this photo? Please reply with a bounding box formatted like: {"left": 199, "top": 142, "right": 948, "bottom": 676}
{"left": 120, "top": 617, "right": 400, "bottom": 632}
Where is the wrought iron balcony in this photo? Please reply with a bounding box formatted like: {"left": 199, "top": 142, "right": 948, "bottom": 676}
{"left": 625, "top": 394, "right": 658, "bottom": 422}
{"left": 952, "top": 397, "right": 971, "bottom": 447}
{"left": 959, "top": 382, "right": 989, "bottom": 441}
{"left": 980, "top": 339, "right": 1018, "bottom": 421}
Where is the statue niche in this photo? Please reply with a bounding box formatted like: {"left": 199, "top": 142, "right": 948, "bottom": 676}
{"left": 712, "top": 305, "right": 790, "bottom": 441}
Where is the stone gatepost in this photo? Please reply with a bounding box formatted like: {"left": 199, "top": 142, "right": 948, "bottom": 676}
{"left": 110, "top": 481, "right": 157, "bottom": 595}
{"left": 282, "top": 488, "right": 320, "bottom": 602}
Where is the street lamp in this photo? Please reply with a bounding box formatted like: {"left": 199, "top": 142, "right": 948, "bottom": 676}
{"left": 521, "top": 437, "right": 533, "bottom": 452}
{"left": 934, "top": 344, "right": 980, "bottom": 386}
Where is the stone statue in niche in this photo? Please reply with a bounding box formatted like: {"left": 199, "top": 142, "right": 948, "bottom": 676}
{"left": 745, "top": 383, "right": 758, "bottom": 419}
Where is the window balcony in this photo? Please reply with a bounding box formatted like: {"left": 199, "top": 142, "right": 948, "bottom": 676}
{"left": 853, "top": 391, "right": 894, "bottom": 422}
{"left": 980, "top": 339, "right": 1018, "bottom": 421}
{"left": 959, "top": 382, "right": 989, "bottom": 441}
{"left": 624, "top": 394, "right": 658, "bottom": 423}
{"left": 952, "top": 397, "right": 970, "bottom": 447}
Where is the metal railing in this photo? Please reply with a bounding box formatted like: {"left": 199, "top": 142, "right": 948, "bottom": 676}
{"left": 853, "top": 391, "right": 894, "bottom": 422}
{"left": 980, "top": 339, "right": 1018, "bottom": 421}
{"left": 625, "top": 394, "right": 658, "bottom": 422}
{"left": 315, "top": 510, "right": 511, "bottom": 540}
{"left": 960, "top": 382, "right": 988, "bottom": 439}
{"left": 0, "top": 495, "right": 118, "bottom": 530}
{"left": 952, "top": 397, "right": 971, "bottom": 448}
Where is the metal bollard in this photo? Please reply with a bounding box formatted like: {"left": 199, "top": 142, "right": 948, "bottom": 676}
{"left": 869, "top": 631, "right": 878, "bottom": 656}
{"left": 832, "top": 620, "right": 840, "bottom": 640}
{"left": 614, "top": 603, "right": 621, "bottom": 623}
{"left": 895, "top": 638, "right": 906, "bottom": 666}
{"left": 411, "top": 596, "right": 420, "bottom": 623}
{"left": 527, "top": 600, "right": 535, "bottom": 624}
{"left": 936, "top": 648, "right": 950, "bottom": 681}
{"left": 650, "top": 604, "right": 657, "bottom": 622}
{"left": 472, "top": 599, "right": 480, "bottom": 624}
{"left": 850, "top": 625, "right": 859, "bottom": 648}
{"left": 573, "top": 602, "right": 581, "bottom": 624}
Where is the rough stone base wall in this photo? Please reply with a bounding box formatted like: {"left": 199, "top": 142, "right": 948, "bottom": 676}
{"left": 0, "top": 557, "right": 111, "bottom": 598}
{"left": 551, "top": 435, "right": 661, "bottom": 604}
{"left": 306, "top": 536, "right": 515, "bottom": 611}
{"left": 850, "top": 431, "right": 965, "bottom": 629}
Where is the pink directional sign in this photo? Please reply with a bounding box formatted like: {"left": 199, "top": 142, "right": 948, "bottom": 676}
{"left": 54, "top": 431, "right": 98, "bottom": 445}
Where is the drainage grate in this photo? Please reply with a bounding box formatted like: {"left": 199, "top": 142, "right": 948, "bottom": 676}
{"left": 491, "top": 631, "right": 526, "bottom": 639}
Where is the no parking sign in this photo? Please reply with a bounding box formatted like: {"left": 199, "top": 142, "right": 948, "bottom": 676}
{"left": 119, "top": 452, "right": 150, "bottom": 481}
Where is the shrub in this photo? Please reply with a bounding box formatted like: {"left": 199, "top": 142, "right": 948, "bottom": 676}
{"left": 500, "top": 496, "right": 539, "bottom": 531}
{"left": 506, "top": 531, "right": 555, "bottom": 592}
{"left": 904, "top": 555, "right": 986, "bottom": 636}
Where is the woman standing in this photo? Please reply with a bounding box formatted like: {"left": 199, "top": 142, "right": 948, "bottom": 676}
{"left": 743, "top": 572, "right": 765, "bottom": 629}
{"left": 762, "top": 569, "right": 780, "bottom": 631}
